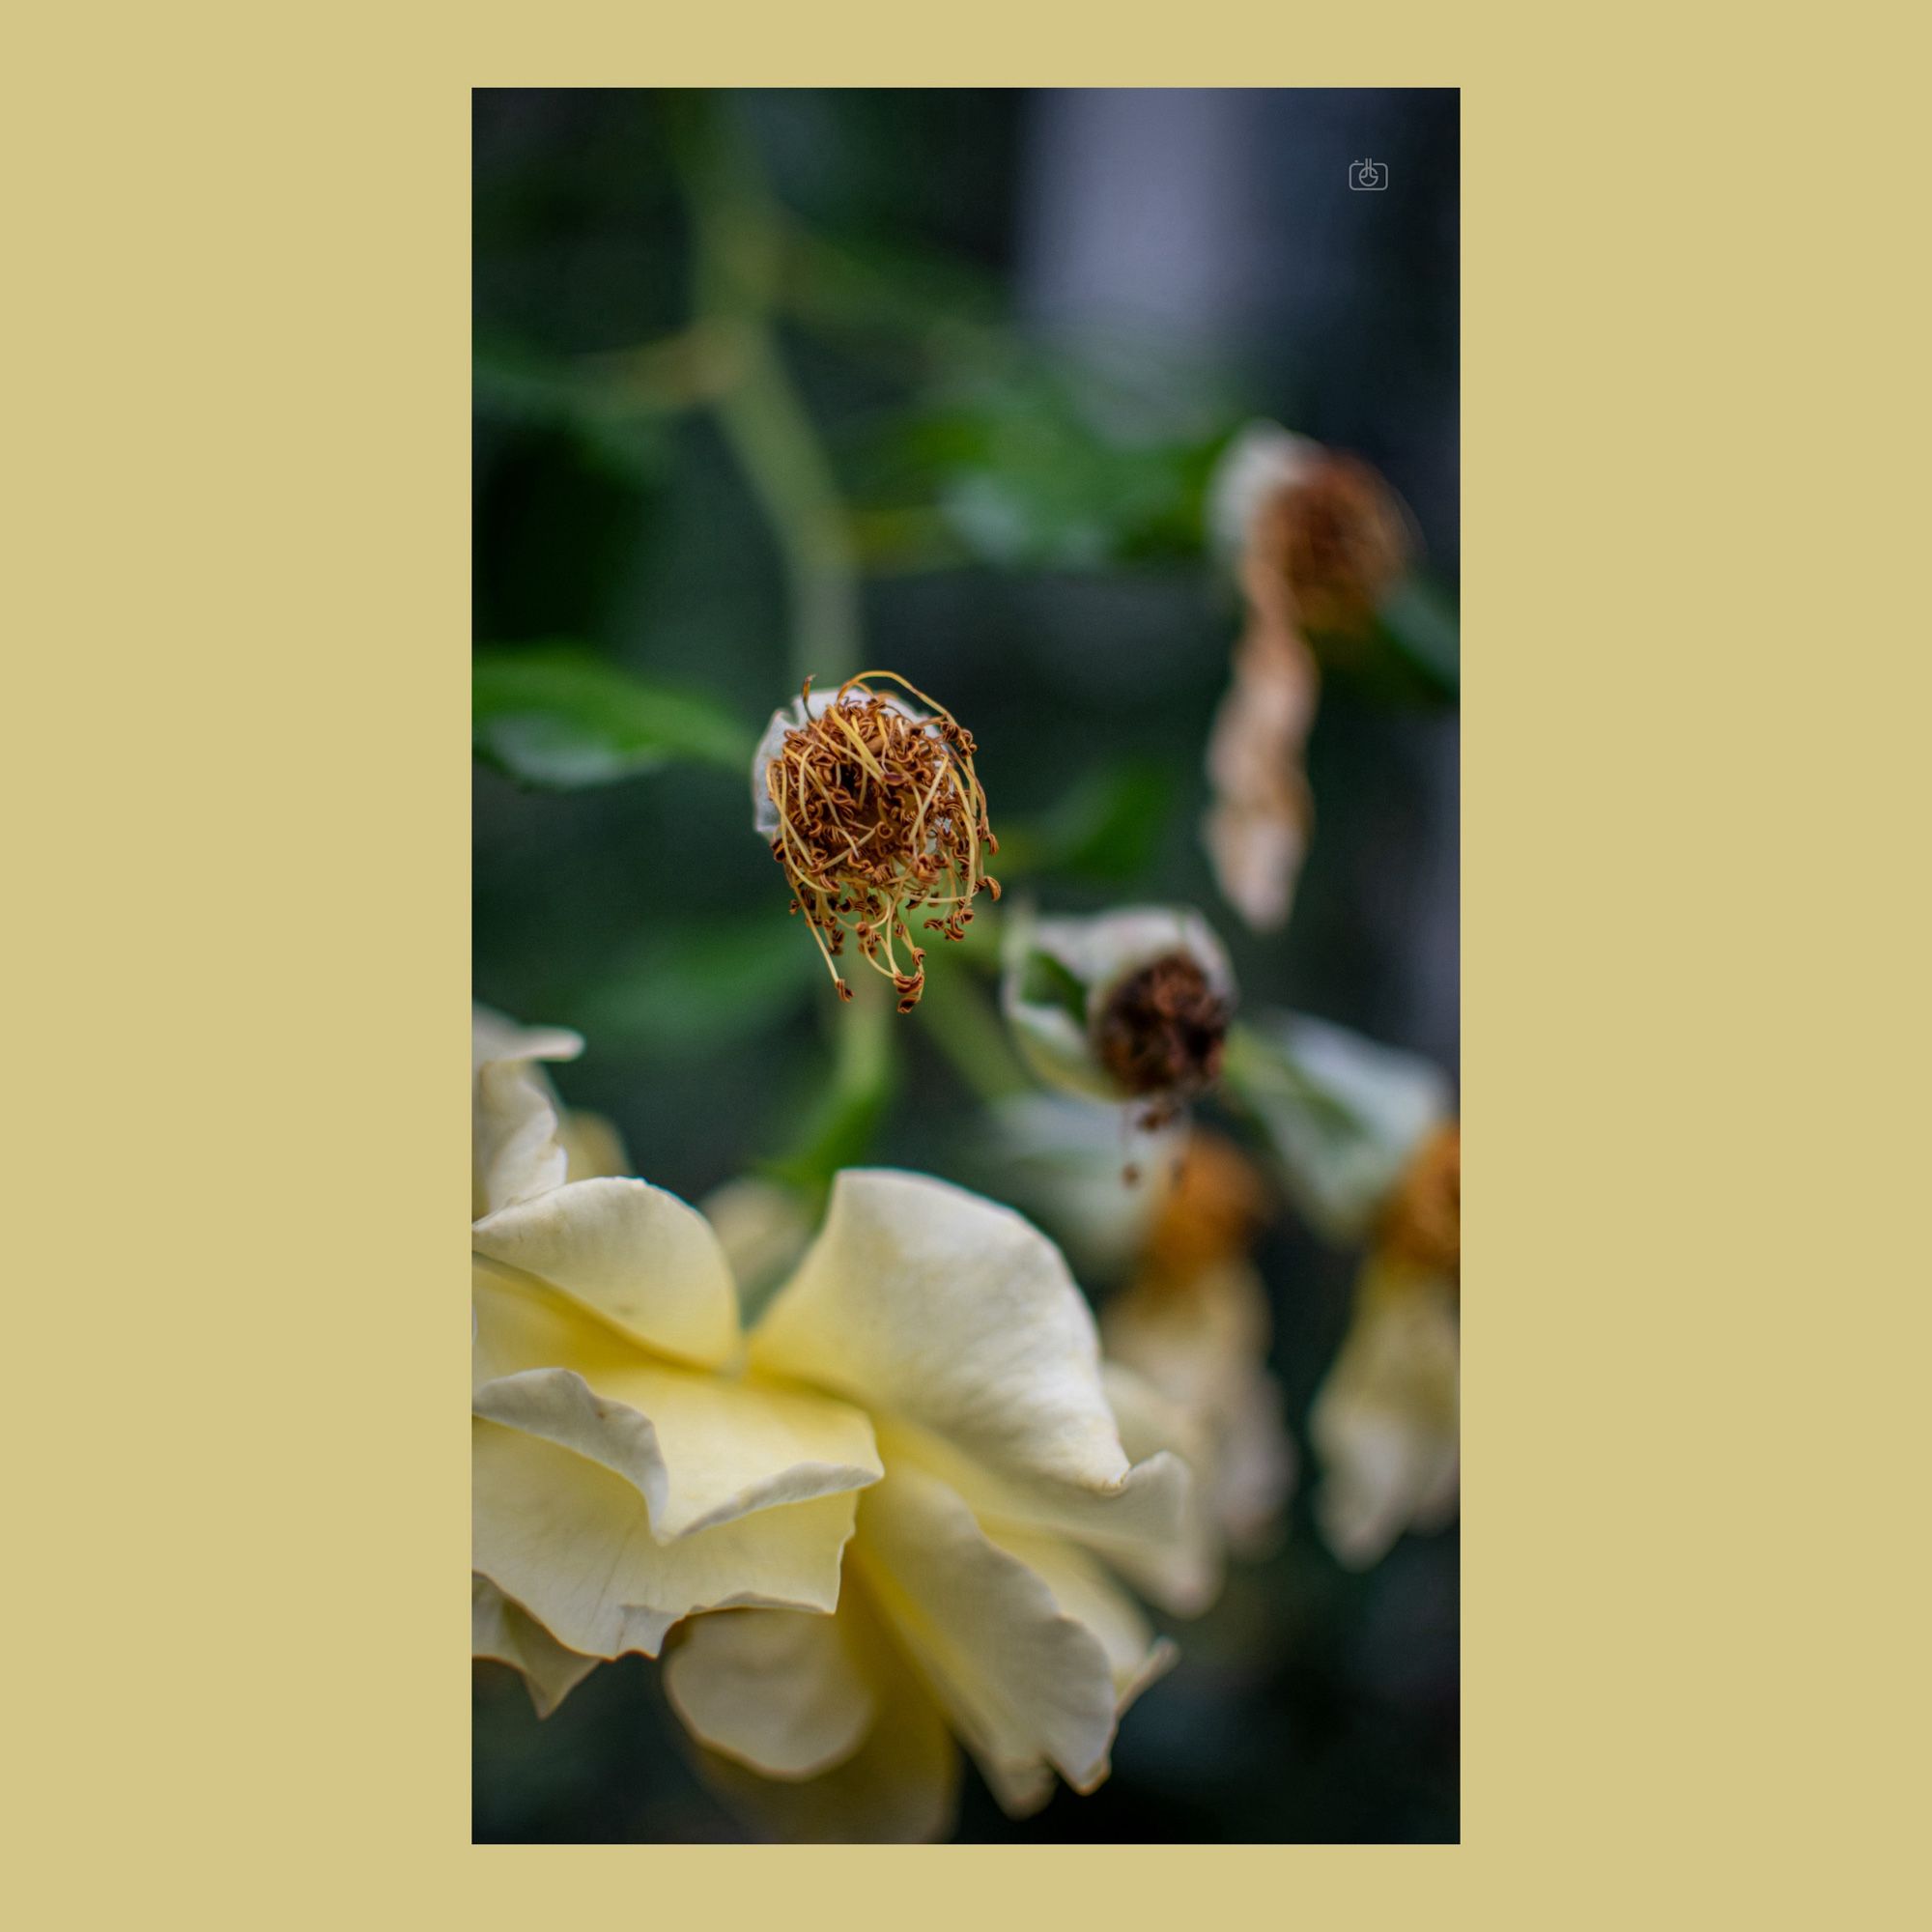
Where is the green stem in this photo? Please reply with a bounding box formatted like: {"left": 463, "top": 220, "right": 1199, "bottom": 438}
{"left": 916, "top": 961, "right": 1031, "bottom": 1105}
{"left": 763, "top": 975, "right": 897, "bottom": 1198}
{"left": 671, "top": 94, "right": 861, "bottom": 689}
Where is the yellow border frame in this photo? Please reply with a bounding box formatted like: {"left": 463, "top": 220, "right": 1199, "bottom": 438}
{"left": 11, "top": 8, "right": 1922, "bottom": 1924}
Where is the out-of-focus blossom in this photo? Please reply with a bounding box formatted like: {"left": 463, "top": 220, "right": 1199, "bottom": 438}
{"left": 976, "top": 1094, "right": 1185, "bottom": 1278}
{"left": 752, "top": 672, "right": 998, "bottom": 1011}
{"left": 1224, "top": 1010, "right": 1453, "bottom": 1246}
{"left": 470, "top": 1009, "right": 1208, "bottom": 1840}
{"left": 1201, "top": 423, "right": 1419, "bottom": 932}
{"left": 1310, "top": 1253, "right": 1459, "bottom": 1570}
{"left": 1209, "top": 423, "right": 1417, "bottom": 641}
{"left": 698, "top": 1175, "right": 814, "bottom": 1311}
{"left": 1001, "top": 905, "right": 1235, "bottom": 1124}
{"left": 1102, "top": 1133, "right": 1295, "bottom": 1560}
{"left": 1223, "top": 1011, "right": 1460, "bottom": 1567}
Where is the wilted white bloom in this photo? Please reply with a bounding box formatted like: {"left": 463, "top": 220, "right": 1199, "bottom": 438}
{"left": 1002, "top": 905, "right": 1236, "bottom": 1122}
{"left": 471, "top": 1009, "right": 1208, "bottom": 1840}
{"left": 1201, "top": 421, "right": 1418, "bottom": 933}
{"left": 1224, "top": 1010, "right": 1452, "bottom": 1246}
{"left": 1310, "top": 1256, "right": 1459, "bottom": 1569}
{"left": 1221, "top": 1011, "right": 1459, "bottom": 1565}
{"left": 976, "top": 1094, "right": 1186, "bottom": 1278}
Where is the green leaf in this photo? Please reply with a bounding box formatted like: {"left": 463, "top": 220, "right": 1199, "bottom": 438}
{"left": 570, "top": 916, "right": 817, "bottom": 1063}
{"left": 1009, "top": 758, "right": 1177, "bottom": 883}
{"left": 1373, "top": 575, "right": 1461, "bottom": 696}
{"left": 472, "top": 646, "right": 755, "bottom": 788}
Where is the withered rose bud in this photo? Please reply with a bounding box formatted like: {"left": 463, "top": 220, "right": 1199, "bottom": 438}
{"left": 1094, "top": 954, "right": 1231, "bottom": 1112}
{"left": 1002, "top": 906, "right": 1236, "bottom": 1122}
{"left": 753, "top": 672, "right": 998, "bottom": 1012}
{"left": 1211, "top": 423, "right": 1418, "bottom": 639}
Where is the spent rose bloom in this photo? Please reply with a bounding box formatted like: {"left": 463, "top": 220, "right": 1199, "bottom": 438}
{"left": 1225, "top": 1010, "right": 1460, "bottom": 1566}
{"left": 1001, "top": 905, "right": 1236, "bottom": 1124}
{"left": 470, "top": 1009, "right": 1204, "bottom": 1840}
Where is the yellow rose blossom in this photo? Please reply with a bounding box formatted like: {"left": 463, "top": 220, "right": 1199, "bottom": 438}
{"left": 470, "top": 1009, "right": 1203, "bottom": 1840}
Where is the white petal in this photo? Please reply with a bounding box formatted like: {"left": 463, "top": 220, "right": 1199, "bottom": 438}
{"left": 753, "top": 1169, "right": 1133, "bottom": 1496}
{"left": 699, "top": 1177, "right": 814, "bottom": 1306}
{"left": 471, "top": 1419, "right": 857, "bottom": 1659}
{"left": 472, "top": 1058, "right": 570, "bottom": 1219}
{"left": 1091, "top": 1364, "right": 1225, "bottom": 1617}
{"left": 665, "top": 1608, "right": 876, "bottom": 1779}
{"left": 1312, "top": 1262, "right": 1460, "bottom": 1568}
{"left": 980, "top": 1522, "right": 1179, "bottom": 1753}
{"left": 471, "top": 1574, "right": 599, "bottom": 1719}
{"left": 1001, "top": 906, "right": 1236, "bottom": 1104}
{"left": 473, "top": 1176, "right": 741, "bottom": 1368}
{"left": 684, "top": 1583, "right": 960, "bottom": 1842}
{"left": 875, "top": 1413, "right": 1190, "bottom": 1576}
{"left": 557, "top": 1108, "right": 629, "bottom": 1183}
{"left": 851, "top": 1460, "right": 1122, "bottom": 1801}
{"left": 472, "top": 1005, "right": 582, "bottom": 1072}
{"left": 1228, "top": 1012, "right": 1452, "bottom": 1243}
{"left": 472, "top": 1262, "right": 880, "bottom": 1537}
{"left": 1207, "top": 420, "right": 1321, "bottom": 560}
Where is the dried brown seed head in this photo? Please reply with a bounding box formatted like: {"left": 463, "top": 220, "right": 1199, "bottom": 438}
{"left": 763, "top": 671, "right": 997, "bottom": 1012}
{"left": 1252, "top": 451, "right": 1415, "bottom": 638}
{"left": 1094, "top": 952, "right": 1232, "bottom": 1108}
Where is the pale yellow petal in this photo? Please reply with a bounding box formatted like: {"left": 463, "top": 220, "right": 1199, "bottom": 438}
{"left": 874, "top": 1413, "right": 1190, "bottom": 1577}
{"left": 471, "top": 1419, "right": 856, "bottom": 1659}
{"left": 1312, "top": 1262, "right": 1460, "bottom": 1569}
{"left": 470, "top": 1574, "right": 599, "bottom": 1719}
{"left": 1091, "top": 1363, "right": 1224, "bottom": 1616}
{"left": 472, "top": 1058, "right": 570, "bottom": 1220}
{"left": 980, "top": 1522, "right": 1179, "bottom": 1766}
{"left": 472, "top": 1006, "right": 582, "bottom": 1070}
{"left": 686, "top": 1582, "right": 960, "bottom": 1842}
{"left": 850, "top": 1460, "right": 1121, "bottom": 1802}
{"left": 753, "top": 1168, "right": 1132, "bottom": 1495}
{"left": 665, "top": 1608, "right": 875, "bottom": 1779}
{"left": 557, "top": 1107, "right": 629, "bottom": 1183}
{"left": 473, "top": 1262, "right": 880, "bottom": 1539}
{"left": 473, "top": 1175, "right": 740, "bottom": 1368}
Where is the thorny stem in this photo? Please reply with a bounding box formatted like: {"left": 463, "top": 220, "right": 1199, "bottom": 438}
{"left": 669, "top": 94, "right": 861, "bottom": 689}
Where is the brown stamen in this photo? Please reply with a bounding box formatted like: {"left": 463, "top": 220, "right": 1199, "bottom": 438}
{"left": 1094, "top": 952, "right": 1231, "bottom": 1112}
{"left": 765, "top": 672, "right": 998, "bottom": 1011}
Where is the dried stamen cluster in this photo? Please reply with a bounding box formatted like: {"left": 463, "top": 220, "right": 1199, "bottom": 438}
{"left": 1094, "top": 953, "right": 1232, "bottom": 1125}
{"left": 1253, "top": 452, "right": 1414, "bottom": 638}
{"left": 765, "top": 671, "right": 999, "bottom": 1013}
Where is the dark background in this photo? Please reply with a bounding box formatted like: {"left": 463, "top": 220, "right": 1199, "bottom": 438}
{"left": 473, "top": 86, "right": 1459, "bottom": 1843}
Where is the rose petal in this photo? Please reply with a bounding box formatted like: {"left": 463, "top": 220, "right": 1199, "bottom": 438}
{"left": 1312, "top": 1261, "right": 1460, "bottom": 1568}
{"left": 471, "top": 1574, "right": 599, "bottom": 1719}
{"left": 473, "top": 1176, "right": 741, "bottom": 1369}
{"left": 851, "top": 1460, "right": 1122, "bottom": 1803}
{"left": 665, "top": 1607, "right": 876, "bottom": 1779}
{"left": 473, "top": 1263, "right": 880, "bottom": 1537}
{"left": 685, "top": 1583, "right": 960, "bottom": 1842}
{"left": 753, "top": 1169, "right": 1132, "bottom": 1496}
{"left": 471, "top": 1419, "right": 857, "bottom": 1659}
